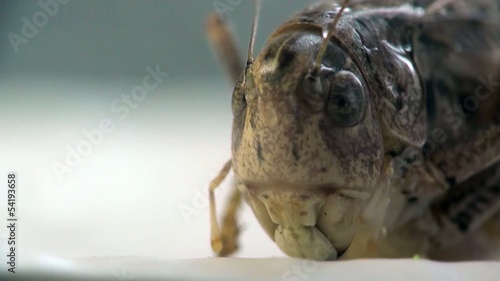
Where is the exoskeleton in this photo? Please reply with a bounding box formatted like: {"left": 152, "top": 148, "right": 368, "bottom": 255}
{"left": 206, "top": 0, "right": 500, "bottom": 261}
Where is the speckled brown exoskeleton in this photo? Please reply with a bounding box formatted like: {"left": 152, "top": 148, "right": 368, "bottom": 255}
{"left": 205, "top": 0, "right": 500, "bottom": 261}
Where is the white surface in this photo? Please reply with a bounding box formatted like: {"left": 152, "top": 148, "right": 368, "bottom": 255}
{"left": 2, "top": 254, "right": 500, "bottom": 281}
{"left": 0, "top": 75, "right": 499, "bottom": 279}
{"left": 0, "top": 75, "right": 282, "bottom": 258}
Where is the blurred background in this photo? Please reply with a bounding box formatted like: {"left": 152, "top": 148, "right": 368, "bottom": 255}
{"left": 0, "top": 0, "right": 320, "bottom": 77}
{"left": 0, "top": 0, "right": 326, "bottom": 267}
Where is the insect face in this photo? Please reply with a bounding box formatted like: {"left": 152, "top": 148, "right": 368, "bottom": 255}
{"left": 208, "top": 0, "right": 500, "bottom": 262}
{"left": 230, "top": 10, "right": 385, "bottom": 260}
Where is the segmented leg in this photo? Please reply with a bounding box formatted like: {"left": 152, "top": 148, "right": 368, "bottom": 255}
{"left": 426, "top": 213, "right": 500, "bottom": 261}
{"left": 206, "top": 12, "right": 244, "bottom": 84}
{"left": 208, "top": 161, "right": 243, "bottom": 257}
{"left": 427, "top": 161, "right": 500, "bottom": 258}
{"left": 206, "top": 11, "right": 246, "bottom": 257}
{"left": 208, "top": 159, "right": 232, "bottom": 253}
{"left": 362, "top": 123, "right": 500, "bottom": 260}
{"left": 429, "top": 125, "right": 500, "bottom": 186}
{"left": 381, "top": 161, "right": 500, "bottom": 260}
{"left": 217, "top": 182, "right": 243, "bottom": 256}
{"left": 414, "top": 125, "right": 500, "bottom": 257}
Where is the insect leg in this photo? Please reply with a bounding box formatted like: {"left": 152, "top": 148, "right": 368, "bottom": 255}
{"left": 217, "top": 179, "right": 243, "bottom": 257}
{"left": 208, "top": 159, "right": 232, "bottom": 254}
{"left": 363, "top": 162, "right": 500, "bottom": 260}
{"left": 205, "top": 7, "right": 245, "bottom": 256}
{"left": 426, "top": 161, "right": 500, "bottom": 256}
{"left": 205, "top": 0, "right": 261, "bottom": 257}
{"left": 429, "top": 125, "right": 500, "bottom": 186}
{"left": 205, "top": 12, "right": 244, "bottom": 84}
{"left": 428, "top": 210, "right": 500, "bottom": 261}
{"left": 208, "top": 160, "right": 243, "bottom": 257}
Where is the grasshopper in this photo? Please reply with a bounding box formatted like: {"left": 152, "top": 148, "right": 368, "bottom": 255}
{"left": 206, "top": 0, "right": 500, "bottom": 261}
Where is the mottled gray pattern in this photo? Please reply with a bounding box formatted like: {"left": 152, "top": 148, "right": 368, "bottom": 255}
{"left": 227, "top": 0, "right": 500, "bottom": 260}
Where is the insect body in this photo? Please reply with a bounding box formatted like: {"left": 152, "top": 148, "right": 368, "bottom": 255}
{"left": 206, "top": 0, "right": 500, "bottom": 261}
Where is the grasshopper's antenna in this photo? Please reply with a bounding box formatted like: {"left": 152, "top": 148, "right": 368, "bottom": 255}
{"left": 309, "top": 0, "right": 350, "bottom": 77}
{"left": 246, "top": 0, "right": 262, "bottom": 66}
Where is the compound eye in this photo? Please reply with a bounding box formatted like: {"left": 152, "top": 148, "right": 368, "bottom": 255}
{"left": 326, "top": 70, "right": 367, "bottom": 127}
